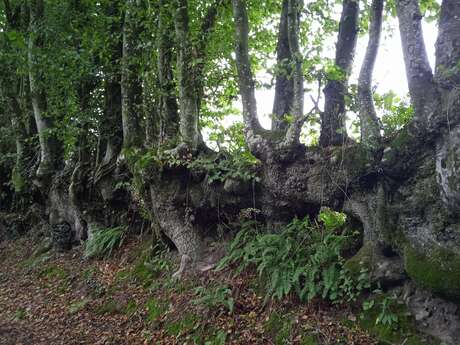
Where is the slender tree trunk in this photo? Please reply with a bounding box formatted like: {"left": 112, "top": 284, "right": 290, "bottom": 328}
{"left": 232, "top": 0, "right": 272, "bottom": 158}
{"left": 358, "top": 0, "right": 383, "bottom": 152}
{"left": 28, "top": 0, "right": 61, "bottom": 183}
{"left": 175, "top": 0, "right": 200, "bottom": 150}
{"left": 319, "top": 0, "right": 359, "bottom": 147}
{"left": 121, "top": 0, "right": 144, "bottom": 149}
{"left": 94, "top": 0, "right": 123, "bottom": 190}
{"left": 435, "top": 0, "right": 460, "bottom": 91}
{"left": 272, "top": 0, "right": 293, "bottom": 132}
{"left": 396, "top": 0, "right": 439, "bottom": 132}
{"left": 157, "top": 0, "right": 179, "bottom": 146}
{"left": 283, "top": 0, "right": 305, "bottom": 147}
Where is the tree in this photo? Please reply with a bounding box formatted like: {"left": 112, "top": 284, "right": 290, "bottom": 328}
{"left": 0, "top": 0, "right": 459, "bottom": 305}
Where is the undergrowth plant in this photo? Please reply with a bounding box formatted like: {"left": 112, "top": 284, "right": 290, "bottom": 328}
{"left": 84, "top": 226, "right": 127, "bottom": 259}
{"left": 192, "top": 285, "right": 235, "bottom": 314}
{"left": 217, "top": 208, "right": 369, "bottom": 304}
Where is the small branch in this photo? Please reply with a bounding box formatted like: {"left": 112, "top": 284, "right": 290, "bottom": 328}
{"left": 358, "top": 0, "right": 383, "bottom": 151}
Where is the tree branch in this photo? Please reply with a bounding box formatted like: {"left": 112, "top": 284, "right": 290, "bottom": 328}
{"left": 435, "top": 0, "right": 460, "bottom": 89}
{"left": 319, "top": 0, "right": 359, "bottom": 147}
{"left": 231, "top": 0, "right": 263, "bottom": 134}
{"left": 358, "top": 0, "right": 383, "bottom": 152}
{"left": 396, "top": 0, "right": 438, "bottom": 123}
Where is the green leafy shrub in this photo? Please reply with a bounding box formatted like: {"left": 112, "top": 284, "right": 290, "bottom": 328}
{"left": 84, "top": 226, "right": 127, "bottom": 259}
{"left": 218, "top": 208, "right": 368, "bottom": 303}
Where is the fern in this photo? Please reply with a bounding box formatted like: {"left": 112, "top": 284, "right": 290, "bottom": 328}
{"left": 84, "top": 226, "right": 127, "bottom": 259}
{"left": 218, "top": 209, "right": 366, "bottom": 304}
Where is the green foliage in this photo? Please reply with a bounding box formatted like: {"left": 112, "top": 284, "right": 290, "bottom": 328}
{"left": 187, "top": 152, "right": 260, "bottom": 184}
{"left": 218, "top": 208, "right": 367, "bottom": 304}
{"left": 363, "top": 292, "right": 399, "bottom": 328}
{"left": 324, "top": 62, "right": 346, "bottom": 81}
{"left": 374, "top": 91, "right": 414, "bottom": 136}
{"left": 192, "top": 285, "right": 235, "bottom": 314}
{"left": 84, "top": 226, "right": 127, "bottom": 259}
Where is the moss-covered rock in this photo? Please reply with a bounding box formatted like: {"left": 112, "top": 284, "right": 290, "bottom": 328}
{"left": 404, "top": 245, "right": 460, "bottom": 301}
{"left": 344, "top": 244, "right": 375, "bottom": 278}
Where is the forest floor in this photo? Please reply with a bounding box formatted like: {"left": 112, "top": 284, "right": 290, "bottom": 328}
{"left": 0, "top": 235, "right": 437, "bottom": 345}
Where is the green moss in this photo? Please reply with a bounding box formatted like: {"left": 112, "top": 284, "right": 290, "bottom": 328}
{"left": 405, "top": 245, "right": 460, "bottom": 301}
{"left": 344, "top": 244, "right": 375, "bottom": 278}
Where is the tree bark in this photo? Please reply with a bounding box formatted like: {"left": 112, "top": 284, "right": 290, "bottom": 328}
{"left": 319, "top": 0, "right": 359, "bottom": 147}
{"left": 272, "top": 0, "right": 294, "bottom": 132}
{"left": 121, "top": 0, "right": 144, "bottom": 149}
{"left": 396, "top": 0, "right": 439, "bottom": 132}
{"left": 232, "top": 0, "right": 270, "bottom": 157}
{"left": 358, "top": 0, "right": 383, "bottom": 152}
{"left": 175, "top": 0, "right": 200, "bottom": 150}
{"left": 283, "top": 0, "right": 305, "bottom": 147}
{"left": 94, "top": 0, "right": 123, "bottom": 189}
{"left": 28, "top": 0, "right": 61, "bottom": 183}
{"left": 435, "top": 0, "right": 460, "bottom": 91}
{"left": 157, "top": 0, "right": 179, "bottom": 146}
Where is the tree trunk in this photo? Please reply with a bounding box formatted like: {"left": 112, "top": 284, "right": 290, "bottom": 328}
{"left": 175, "top": 0, "right": 200, "bottom": 150}
{"left": 319, "top": 0, "right": 359, "bottom": 147}
{"left": 121, "top": 0, "right": 144, "bottom": 149}
{"left": 157, "top": 0, "right": 179, "bottom": 146}
{"left": 272, "top": 0, "right": 294, "bottom": 132}
{"left": 358, "top": 0, "right": 383, "bottom": 153}
{"left": 28, "top": 0, "right": 61, "bottom": 184}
